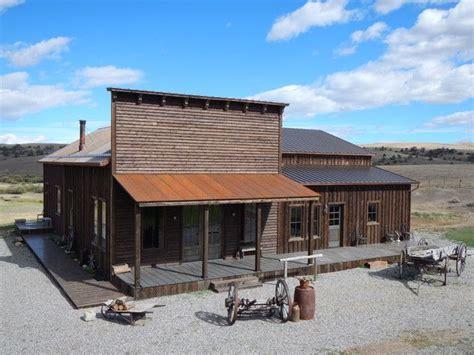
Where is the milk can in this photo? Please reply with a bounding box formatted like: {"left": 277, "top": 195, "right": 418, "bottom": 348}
{"left": 293, "top": 279, "right": 315, "bottom": 320}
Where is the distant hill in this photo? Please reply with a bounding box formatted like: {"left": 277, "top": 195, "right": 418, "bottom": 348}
{"left": 0, "top": 143, "right": 65, "bottom": 175}
{"left": 363, "top": 142, "right": 474, "bottom": 151}
{"left": 363, "top": 145, "right": 474, "bottom": 166}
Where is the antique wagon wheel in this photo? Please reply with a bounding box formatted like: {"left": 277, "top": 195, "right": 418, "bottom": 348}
{"left": 226, "top": 283, "right": 239, "bottom": 325}
{"left": 275, "top": 279, "right": 292, "bottom": 322}
{"left": 456, "top": 243, "right": 467, "bottom": 276}
{"left": 398, "top": 250, "right": 406, "bottom": 279}
{"left": 443, "top": 257, "right": 448, "bottom": 286}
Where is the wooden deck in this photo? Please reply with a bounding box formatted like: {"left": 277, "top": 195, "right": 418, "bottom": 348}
{"left": 15, "top": 220, "right": 53, "bottom": 235}
{"left": 115, "top": 242, "right": 406, "bottom": 299}
{"left": 23, "top": 234, "right": 123, "bottom": 309}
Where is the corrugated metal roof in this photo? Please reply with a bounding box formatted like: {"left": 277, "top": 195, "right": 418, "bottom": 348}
{"left": 40, "top": 127, "right": 111, "bottom": 166}
{"left": 283, "top": 165, "right": 416, "bottom": 186}
{"left": 114, "top": 173, "right": 320, "bottom": 206}
{"left": 282, "top": 128, "right": 372, "bottom": 156}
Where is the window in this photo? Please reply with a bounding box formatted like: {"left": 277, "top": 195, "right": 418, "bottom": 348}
{"left": 329, "top": 206, "right": 341, "bottom": 226}
{"left": 143, "top": 208, "right": 162, "bottom": 249}
{"left": 93, "top": 199, "right": 99, "bottom": 245}
{"left": 368, "top": 202, "right": 378, "bottom": 223}
{"left": 312, "top": 205, "right": 321, "bottom": 238}
{"left": 101, "top": 201, "right": 107, "bottom": 249}
{"left": 289, "top": 205, "right": 303, "bottom": 239}
{"left": 243, "top": 204, "right": 256, "bottom": 243}
{"left": 56, "top": 186, "right": 61, "bottom": 215}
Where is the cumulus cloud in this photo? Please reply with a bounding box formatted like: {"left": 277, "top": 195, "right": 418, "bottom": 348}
{"left": 0, "top": 133, "right": 46, "bottom": 144}
{"left": 425, "top": 110, "right": 474, "bottom": 127}
{"left": 374, "top": 0, "right": 457, "bottom": 15}
{"left": 335, "top": 21, "right": 388, "bottom": 56}
{"left": 0, "top": 0, "right": 24, "bottom": 13}
{"left": 267, "top": 0, "right": 358, "bottom": 41}
{"left": 0, "top": 37, "right": 71, "bottom": 67}
{"left": 253, "top": 0, "right": 473, "bottom": 118}
{"left": 76, "top": 65, "right": 143, "bottom": 88}
{"left": 0, "top": 72, "right": 89, "bottom": 119}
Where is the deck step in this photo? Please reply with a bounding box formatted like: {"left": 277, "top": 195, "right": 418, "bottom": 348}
{"left": 210, "top": 276, "right": 262, "bottom": 293}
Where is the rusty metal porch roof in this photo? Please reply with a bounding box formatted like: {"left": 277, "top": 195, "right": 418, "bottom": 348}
{"left": 114, "top": 173, "right": 319, "bottom": 206}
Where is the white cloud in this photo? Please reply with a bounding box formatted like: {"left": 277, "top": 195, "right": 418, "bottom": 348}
{"left": 267, "top": 0, "right": 358, "bottom": 41}
{"left": 0, "top": 0, "right": 24, "bottom": 13}
{"left": 0, "top": 133, "right": 46, "bottom": 144}
{"left": 335, "top": 21, "right": 388, "bottom": 56}
{"left": 374, "top": 0, "right": 457, "bottom": 15}
{"left": 425, "top": 110, "right": 474, "bottom": 127}
{"left": 0, "top": 37, "right": 71, "bottom": 67}
{"left": 76, "top": 65, "right": 143, "bottom": 88}
{"left": 0, "top": 72, "right": 89, "bottom": 119}
{"left": 253, "top": 0, "right": 474, "bottom": 118}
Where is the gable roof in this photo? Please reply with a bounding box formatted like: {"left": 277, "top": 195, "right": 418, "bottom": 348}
{"left": 282, "top": 165, "right": 416, "bottom": 186}
{"left": 39, "top": 127, "right": 111, "bottom": 166}
{"left": 282, "top": 128, "right": 372, "bottom": 156}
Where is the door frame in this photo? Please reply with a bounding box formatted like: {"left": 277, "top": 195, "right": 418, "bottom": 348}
{"left": 328, "top": 203, "right": 344, "bottom": 248}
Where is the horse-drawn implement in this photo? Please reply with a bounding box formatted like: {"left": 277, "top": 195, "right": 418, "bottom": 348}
{"left": 399, "top": 238, "right": 467, "bottom": 286}
{"left": 225, "top": 279, "right": 292, "bottom": 325}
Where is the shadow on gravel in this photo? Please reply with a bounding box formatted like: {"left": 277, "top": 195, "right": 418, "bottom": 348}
{"left": 195, "top": 310, "right": 282, "bottom": 326}
{"left": 368, "top": 265, "right": 447, "bottom": 296}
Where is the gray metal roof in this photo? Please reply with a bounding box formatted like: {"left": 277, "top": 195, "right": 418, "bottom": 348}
{"left": 40, "top": 127, "right": 111, "bottom": 166}
{"left": 282, "top": 165, "right": 416, "bottom": 186}
{"left": 282, "top": 128, "right": 372, "bottom": 156}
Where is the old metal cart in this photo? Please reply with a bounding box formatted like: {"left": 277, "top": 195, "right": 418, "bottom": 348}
{"left": 399, "top": 238, "right": 467, "bottom": 286}
{"left": 225, "top": 279, "right": 292, "bottom": 325}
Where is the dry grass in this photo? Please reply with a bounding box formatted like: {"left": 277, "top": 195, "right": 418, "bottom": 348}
{"left": 383, "top": 165, "right": 474, "bottom": 231}
{"left": 0, "top": 189, "right": 43, "bottom": 226}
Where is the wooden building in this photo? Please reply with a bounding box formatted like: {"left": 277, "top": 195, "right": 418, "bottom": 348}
{"left": 40, "top": 88, "right": 416, "bottom": 298}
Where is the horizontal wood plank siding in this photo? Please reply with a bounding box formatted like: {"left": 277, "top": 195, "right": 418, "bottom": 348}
{"left": 278, "top": 185, "right": 411, "bottom": 253}
{"left": 261, "top": 203, "right": 278, "bottom": 254}
{"left": 282, "top": 153, "right": 371, "bottom": 166}
{"left": 114, "top": 95, "right": 281, "bottom": 174}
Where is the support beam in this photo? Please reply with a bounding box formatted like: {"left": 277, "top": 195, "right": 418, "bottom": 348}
{"left": 308, "top": 201, "right": 314, "bottom": 265}
{"left": 202, "top": 205, "right": 209, "bottom": 279}
{"left": 255, "top": 203, "right": 262, "bottom": 272}
{"left": 134, "top": 204, "right": 141, "bottom": 296}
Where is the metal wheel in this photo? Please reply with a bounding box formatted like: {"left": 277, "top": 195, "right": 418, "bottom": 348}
{"left": 443, "top": 258, "right": 448, "bottom": 286}
{"left": 398, "top": 250, "right": 406, "bottom": 279}
{"left": 226, "top": 283, "right": 239, "bottom": 325}
{"left": 456, "top": 243, "right": 467, "bottom": 276}
{"left": 275, "top": 279, "right": 292, "bottom": 322}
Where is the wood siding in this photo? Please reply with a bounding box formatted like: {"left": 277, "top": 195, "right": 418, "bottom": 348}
{"left": 282, "top": 153, "right": 372, "bottom": 166}
{"left": 43, "top": 164, "right": 65, "bottom": 236}
{"left": 278, "top": 185, "right": 411, "bottom": 253}
{"left": 112, "top": 92, "right": 281, "bottom": 174}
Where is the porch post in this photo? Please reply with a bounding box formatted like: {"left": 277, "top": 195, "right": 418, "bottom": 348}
{"left": 202, "top": 205, "right": 209, "bottom": 279}
{"left": 134, "top": 203, "right": 141, "bottom": 296}
{"left": 308, "top": 200, "right": 314, "bottom": 265}
{"left": 255, "top": 203, "right": 262, "bottom": 272}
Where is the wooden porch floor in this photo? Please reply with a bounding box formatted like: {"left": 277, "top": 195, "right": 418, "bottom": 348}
{"left": 22, "top": 233, "right": 123, "bottom": 309}
{"left": 115, "top": 242, "right": 406, "bottom": 298}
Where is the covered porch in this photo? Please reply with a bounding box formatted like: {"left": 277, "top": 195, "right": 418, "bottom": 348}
{"left": 114, "top": 242, "right": 405, "bottom": 299}
{"left": 113, "top": 173, "right": 320, "bottom": 297}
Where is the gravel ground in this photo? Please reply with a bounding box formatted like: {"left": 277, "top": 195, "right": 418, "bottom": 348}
{"left": 1, "top": 231, "right": 473, "bottom": 354}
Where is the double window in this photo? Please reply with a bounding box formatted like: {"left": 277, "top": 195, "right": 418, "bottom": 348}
{"left": 92, "top": 198, "right": 107, "bottom": 249}
{"left": 289, "top": 205, "right": 303, "bottom": 239}
{"left": 368, "top": 202, "right": 379, "bottom": 223}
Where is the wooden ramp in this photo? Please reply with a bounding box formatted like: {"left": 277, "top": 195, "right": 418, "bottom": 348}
{"left": 23, "top": 233, "right": 123, "bottom": 309}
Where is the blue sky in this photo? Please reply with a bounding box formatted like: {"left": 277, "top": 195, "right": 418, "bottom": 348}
{"left": 0, "top": 0, "right": 472, "bottom": 144}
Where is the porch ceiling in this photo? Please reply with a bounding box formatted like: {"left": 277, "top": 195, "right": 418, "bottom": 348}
{"left": 114, "top": 173, "right": 319, "bottom": 207}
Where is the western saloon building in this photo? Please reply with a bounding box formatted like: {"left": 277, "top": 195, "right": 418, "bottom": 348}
{"left": 40, "top": 88, "right": 415, "bottom": 298}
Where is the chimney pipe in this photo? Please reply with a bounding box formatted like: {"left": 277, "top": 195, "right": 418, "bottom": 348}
{"left": 79, "top": 120, "right": 86, "bottom": 151}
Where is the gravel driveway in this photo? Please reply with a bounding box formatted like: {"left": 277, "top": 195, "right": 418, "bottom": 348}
{"left": 1, "top": 232, "right": 473, "bottom": 354}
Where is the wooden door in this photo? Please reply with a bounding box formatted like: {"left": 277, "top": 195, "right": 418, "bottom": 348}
{"left": 328, "top": 205, "right": 343, "bottom": 248}
{"left": 183, "top": 206, "right": 201, "bottom": 261}
{"left": 208, "top": 205, "right": 222, "bottom": 260}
